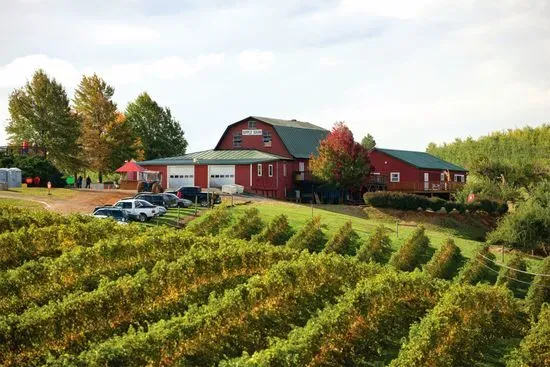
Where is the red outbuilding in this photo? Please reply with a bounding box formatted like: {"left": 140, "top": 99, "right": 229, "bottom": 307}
{"left": 365, "top": 148, "right": 468, "bottom": 199}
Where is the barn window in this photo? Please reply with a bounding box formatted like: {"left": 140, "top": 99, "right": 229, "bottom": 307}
{"left": 257, "top": 164, "right": 262, "bottom": 177}
{"left": 454, "top": 174, "right": 465, "bottom": 183}
{"left": 440, "top": 172, "right": 445, "bottom": 181}
{"left": 248, "top": 120, "right": 256, "bottom": 129}
{"left": 390, "top": 172, "right": 400, "bottom": 182}
{"left": 233, "top": 132, "right": 242, "bottom": 147}
{"left": 263, "top": 131, "right": 272, "bottom": 147}
{"left": 268, "top": 164, "right": 273, "bottom": 177}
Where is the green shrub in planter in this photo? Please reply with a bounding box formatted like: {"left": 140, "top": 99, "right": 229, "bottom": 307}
{"left": 389, "top": 227, "right": 432, "bottom": 271}
{"left": 423, "top": 238, "right": 463, "bottom": 280}
{"left": 356, "top": 225, "right": 393, "bottom": 264}
{"left": 324, "top": 221, "right": 360, "bottom": 256}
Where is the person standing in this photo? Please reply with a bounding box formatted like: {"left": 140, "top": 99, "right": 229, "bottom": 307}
{"left": 85, "top": 176, "right": 91, "bottom": 189}
{"left": 77, "top": 175, "right": 83, "bottom": 189}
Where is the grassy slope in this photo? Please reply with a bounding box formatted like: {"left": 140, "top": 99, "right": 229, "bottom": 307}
{"left": 0, "top": 197, "right": 45, "bottom": 209}
{"left": 228, "top": 202, "right": 486, "bottom": 259}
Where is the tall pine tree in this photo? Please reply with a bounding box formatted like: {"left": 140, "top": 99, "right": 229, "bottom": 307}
{"left": 6, "top": 69, "right": 82, "bottom": 173}
{"left": 125, "top": 92, "right": 187, "bottom": 160}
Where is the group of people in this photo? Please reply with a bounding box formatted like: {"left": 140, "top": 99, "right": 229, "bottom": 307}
{"left": 76, "top": 175, "right": 92, "bottom": 189}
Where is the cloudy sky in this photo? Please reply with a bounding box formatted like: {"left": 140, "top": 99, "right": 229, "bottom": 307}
{"left": 1, "top": 0, "right": 549, "bottom": 153}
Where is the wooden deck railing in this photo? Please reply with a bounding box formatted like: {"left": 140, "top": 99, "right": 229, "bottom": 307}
{"left": 387, "top": 181, "right": 464, "bottom": 192}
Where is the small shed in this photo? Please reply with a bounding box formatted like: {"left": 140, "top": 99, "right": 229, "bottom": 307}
{"left": 116, "top": 160, "right": 145, "bottom": 190}
{"left": 7, "top": 168, "right": 22, "bottom": 188}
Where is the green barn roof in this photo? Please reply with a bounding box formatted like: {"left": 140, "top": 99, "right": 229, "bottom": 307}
{"left": 251, "top": 116, "right": 329, "bottom": 159}
{"left": 375, "top": 148, "right": 467, "bottom": 171}
{"left": 139, "top": 149, "right": 290, "bottom": 166}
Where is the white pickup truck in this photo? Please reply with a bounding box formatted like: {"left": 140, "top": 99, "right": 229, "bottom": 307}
{"left": 114, "top": 199, "right": 159, "bottom": 222}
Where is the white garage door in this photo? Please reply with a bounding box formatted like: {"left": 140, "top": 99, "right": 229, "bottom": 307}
{"left": 209, "top": 165, "right": 235, "bottom": 187}
{"left": 167, "top": 165, "right": 194, "bottom": 189}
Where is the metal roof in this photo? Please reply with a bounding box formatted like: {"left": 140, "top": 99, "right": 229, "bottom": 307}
{"left": 375, "top": 148, "right": 468, "bottom": 171}
{"left": 139, "top": 149, "right": 291, "bottom": 166}
{"left": 251, "top": 116, "right": 329, "bottom": 158}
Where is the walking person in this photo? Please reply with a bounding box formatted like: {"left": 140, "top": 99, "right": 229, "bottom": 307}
{"left": 85, "top": 176, "right": 91, "bottom": 189}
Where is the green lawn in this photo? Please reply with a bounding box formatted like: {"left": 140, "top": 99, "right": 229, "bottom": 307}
{"left": 229, "top": 202, "right": 487, "bottom": 259}
{"left": 8, "top": 186, "right": 77, "bottom": 198}
{"left": 0, "top": 197, "right": 46, "bottom": 209}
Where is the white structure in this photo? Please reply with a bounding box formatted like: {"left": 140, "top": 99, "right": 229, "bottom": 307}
{"left": 7, "top": 168, "right": 22, "bottom": 188}
{"left": 0, "top": 168, "right": 8, "bottom": 183}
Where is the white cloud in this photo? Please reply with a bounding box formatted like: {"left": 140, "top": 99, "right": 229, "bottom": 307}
{"left": 0, "top": 55, "right": 80, "bottom": 88}
{"left": 104, "top": 53, "right": 226, "bottom": 84}
{"left": 319, "top": 57, "right": 342, "bottom": 67}
{"left": 92, "top": 24, "right": 160, "bottom": 45}
{"left": 238, "top": 50, "right": 275, "bottom": 72}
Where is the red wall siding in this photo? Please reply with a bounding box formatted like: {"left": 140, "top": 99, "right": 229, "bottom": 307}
{"left": 216, "top": 120, "right": 292, "bottom": 158}
{"left": 138, "top": 164, "right": 168, "bottom": 189}
{"left": 368, "top": 151, "right": 419, "bottom": 182}
{"left": 235, "top": 165, "right": 251, "bottom": 190}
{"left": 194, "top": 165, "right": 208, "bottom": 188}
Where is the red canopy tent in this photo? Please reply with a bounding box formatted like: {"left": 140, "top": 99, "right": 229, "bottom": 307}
{"left": 116, "top": 160, "right": 145, "bottom": 190}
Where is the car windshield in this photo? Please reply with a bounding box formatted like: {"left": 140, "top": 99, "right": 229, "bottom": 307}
{"left": 94, "top": 209, "right": 106, "bottom": 215}
{"left": 138, "top": 200, "right": 155, "bottom": 208}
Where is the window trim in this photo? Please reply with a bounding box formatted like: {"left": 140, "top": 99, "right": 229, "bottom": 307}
{"left": 390, "top": 172, "right": 400, "bottom": 183}
{"left": 233, "top": 132, "right": 242, "bottom": 147}
{"left": 454, "top": 174, "right": 465, "bottom": 183}
{"left": 248, "top": 120, "right": 256, "bottom": 129}
{"left": 257, "top": 164, "right": 262, "bottom": 177}
{"left": 268, "top": 164, "right": 273, "bottom": 177}
{"left": 440, "top": 172, "right": 445, "bottom": 181}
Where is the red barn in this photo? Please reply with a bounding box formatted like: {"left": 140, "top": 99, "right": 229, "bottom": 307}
{"left": 366, "top": 148, "right": 468, "bottom": 198}
{"left": 138, "top": 116, "right": 329, "bottom": 199}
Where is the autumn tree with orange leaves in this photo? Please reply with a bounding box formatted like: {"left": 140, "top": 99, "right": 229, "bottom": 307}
{"left": 310, "top": 122, "right": 370, "bottom": 199}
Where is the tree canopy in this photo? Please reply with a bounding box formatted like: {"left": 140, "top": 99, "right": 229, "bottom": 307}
{"left": 125, "top": 92, "right": 187, "bottom": 161}
{"left": 310, "top": 122, "right": 370, "bottom": 192}
{"left": 73, "top": 74, "right": 142, "bottom": 181}
{"left": 361, "top": 133, "right": 376, "bottom": 150}
{"left": 6, "top": 69, "right": 82, "bottom": 173}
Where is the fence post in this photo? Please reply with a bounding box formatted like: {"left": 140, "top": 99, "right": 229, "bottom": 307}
{"left": 396, "top": 221, "right": 399, "bottom": 239}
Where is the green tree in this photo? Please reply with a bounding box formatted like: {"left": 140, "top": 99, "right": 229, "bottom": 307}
{"left": 525, "top": 256, "right": 550, "bottom": 320}
{"left": 356, "top": 225, "right": 393, "bottom": 264}
{"left": 361, "top": 133, "right": 376, "bottom": 150}
{"left": 323, "top": 221, "right": 360, "bottom": 256}
{"left": 125, "top": 92, "right": 187, "bottom": 160}
{"left": 6, "top": 69, "right": 82, "bottom": 173}
{"left": 74, "top": 74, "right": 141, "bottom": 182}
{"left": 310, "top": 122, "right": 370, "bottom": 200}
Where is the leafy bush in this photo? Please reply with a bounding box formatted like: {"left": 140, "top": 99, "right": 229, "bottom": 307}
{"left": 525, "top": 256, "right": 550, "bottom": 320}
{"left": 225, "top": 207, "right": 263, "bottom": 240}
{"left": 389, "top": 227, "right": 432, "bottom": 271}
{"left": 363, "top": 191, "right": 507, "bottom": 214}
{"left": 323, "top": 221, "right": 360, "bottom": 256}
{"left": 187, "top": 206, "right": 231, "bottom": 236}
{"left": 390, "top": 284, "right": 525, "bottom": 367}
{"left": 252, "top": 214, "right": 294, "bottom": 246}
{"left": 506, "top": 304, "right": 550, "bottom": 367}
{"left": 456, "top": 246, "right": 498, "bottom": 285}
{"left": 496, "top": 252, "right": 531, "bottom": 299}
{"left": 356, "top": 225, "right": 392, "bottom": 264}
{"left": 488, "top": 181, "right": 550, "bottom": 254}
{"left": 423, "top": 238, "right": 463, "bottom": 280}
{"left": 287, "top": 216, "right": 327, "bottom": 253}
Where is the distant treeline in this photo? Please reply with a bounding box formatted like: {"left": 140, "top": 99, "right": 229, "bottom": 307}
{"left": 427, "top": 125, "right": 550, "bottom": 200}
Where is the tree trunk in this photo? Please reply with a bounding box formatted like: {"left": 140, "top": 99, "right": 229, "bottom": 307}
{"left": 73, "top": 171, "right": 77, "bottom": 188}
{"left": 98, "top": 171, "right": 103, "bottom": 183}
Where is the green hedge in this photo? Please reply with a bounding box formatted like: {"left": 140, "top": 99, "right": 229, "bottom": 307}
{"left": 363, "top": 192, "right": 507, "bottom": 214}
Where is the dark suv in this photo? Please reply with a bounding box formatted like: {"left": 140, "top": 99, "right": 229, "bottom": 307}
{"left": 134, "top": 193, "right": 177, "bottom": 208}
{"left": 168, "top": 186, "right": 221, "bottom": 207}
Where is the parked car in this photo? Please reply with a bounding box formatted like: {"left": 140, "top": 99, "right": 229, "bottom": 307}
{"left": 169, "top": 186, "right": 221, "bottom": 207}
{"left": 114, "top": 199, "right": 159, "bottom": 222}
{"left": 163, "top": 192, "right": 193, "bottom": 208}
{"left": 92, "top": 207, "right": 129, "bottom": 223}
{"left": 134, "top": 193, "right": 177, "bottom": 208}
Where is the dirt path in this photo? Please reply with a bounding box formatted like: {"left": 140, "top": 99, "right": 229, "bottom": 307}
{"left": 0, "top": 190, "right": 133, "bottom": 214}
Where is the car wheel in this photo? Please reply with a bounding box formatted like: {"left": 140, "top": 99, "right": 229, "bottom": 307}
{"left": 200, "top": 200, "right": 208, "bottom": 207}
{"left": 139, "top": 213, "right": 147, "bottom": 222}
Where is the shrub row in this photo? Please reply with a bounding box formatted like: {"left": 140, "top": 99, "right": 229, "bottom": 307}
{"left": 363, "top": 192, "right": 508, "bottom": 214}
